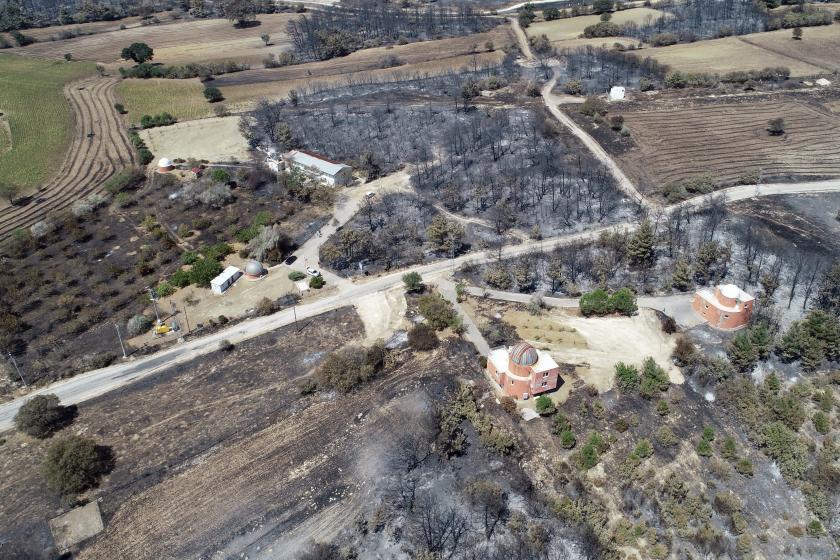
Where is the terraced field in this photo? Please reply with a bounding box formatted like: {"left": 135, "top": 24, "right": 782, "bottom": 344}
{"left": 0, "top": 76, "right": 135, "bottom": 239}
{"left": 618, "top": 97, "right": 840, "bottom": 192}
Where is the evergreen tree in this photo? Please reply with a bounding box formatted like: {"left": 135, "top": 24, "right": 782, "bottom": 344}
{"left": 671, "top": 258, "right": 692, "bottom": 291}
{"left": 728, "top": 332, "right": 758, "bottom": 372}
{"left": 547, "top": 259, "right": 564, "bottom": 293}
{"left": 815, "top": 261, "right": 840, "bottom": 316}
{"left": 628, "top": 219, "right": 656, "bottom": 270}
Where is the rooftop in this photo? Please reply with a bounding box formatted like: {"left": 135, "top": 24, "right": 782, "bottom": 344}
{"left": 287, "top": 150, "right": 350, "bottom": 176}
{"left": 697, "top": 284, "right": 754, "bottom": 312}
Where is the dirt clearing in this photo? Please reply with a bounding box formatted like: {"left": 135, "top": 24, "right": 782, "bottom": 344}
{"left": 355, "top": 286, "right": 409, "bottom": 343}
{"left": 499, "top": 306, "right": 683, "bottom": 394}
{"left": 138, "top": 116, "right": 251, "bottom": 163}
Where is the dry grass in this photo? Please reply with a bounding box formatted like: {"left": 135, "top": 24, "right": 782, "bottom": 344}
{"left": 3, "top": 13, "right": 151, "bottom": 42}
{"left": 619, "top": 96, "right": 840, "bottom": 189}
{"left": 645, "top": 26, "right": 840, "bottom": 77}
{"left": 13, "top": 14, "right": 298, "bottom": 66}
{"left": 526, "top": 7, "right": 664, "bottom": 43}
{"left": 116, "top": 78, "right": 210, "bottom": 122}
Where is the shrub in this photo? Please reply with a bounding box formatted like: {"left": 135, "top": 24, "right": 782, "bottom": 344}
{"left": 14, "top": 395, "right": 72, "bottom": 438}
{"left": 697, "top": 438, "right": 713, "bottom": 457}
{"left": 563, "top": 79, "right": 584, "bottom": 95}
{"left": 614, "top": 362, "right": 640, "bottom": 392}
{"left": 656, "top": 426, "right": 678, "bottom": 447}
{"left": 41, "top": 435, "right": 111, "bottom": 495}
{"left": 127, "top": 314, "right": 152, "bottom": 336}
{"left": 201, "top": 241, "right": 233, "bottom": 261}
{"left": 209, "top": 168, "right": 231, "bottom": 183}
{"left": 204, "top": 86, "right": 223, "bottom": 102}
{"left": 288, "top": 271, "right": 306, "bottom": 281}
{"left": 551, "top": 413, "right": 571, "bottom": 435}
{"left": 735, "top": 458, "right": 754, "bottom": 477}
{"left": 806, "top": 519, "right": 825, "bottom": 537}
{"left": 170, "top": 269, "right": 192, "bottom": 288}
{"left": 651, "top": 32, "right": 678, "bottom": 47}
{"left": 317, "top": 344, "right": 386, "bottom": 393}
{"left": 309, "top": 275, "right": 325, "bottom": 289}
{"left": 408, "top": 323, "right": 439, "bottom": 351}
{"left": 580, "top": 288, "right": 610, "bottom": 316}
{"left": 218, "top": 339, "right": 234, "bottom": 352}
{"left": 634, "top": 439, "right": 653, "bottom": 459}
{"left": 156, "top": 280, "right": 175, "bottom": 297}
{"left": 417, "top": 293, "right": 456, "bottom": 331}
{"left": 500, "top": 396, "right": 517, "bottom": 416}
{"left": 535, "top": 395, "right": 556, "bottom": 416}
{"left": 190, "top": 258, "right": 223, "bottom": 287}
{"left": 256, "top": 297, "right": 276, "bottom": 316}
{"left": 812, "top": 411, "right": 829, "bottom": 434}
{"left": 609, "top": 288, "right": 637, "bottom": 315}
{"left": 656, "top": 399, "right": 670, "bottom": 416}
{"left": 702, "top": 426, "right": 715, "bottom": 442}
{"left": 672, "top": 337, "right": 696, "bottom": 366}
{"left": 639, "top": 357, "right": 669, "bottom": 399}
{"left": 139, "top": 112, "right": 176, "bottom": 129}
{"left": 560, "top": 430, "right": 577, "bottom": 449}
{"left": 579, "top": 96, "right": 608, "bottom": 117}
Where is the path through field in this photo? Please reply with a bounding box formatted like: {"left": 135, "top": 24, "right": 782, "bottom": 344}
{"left": 0, "top": 76, "right": 134, "bottom": 239}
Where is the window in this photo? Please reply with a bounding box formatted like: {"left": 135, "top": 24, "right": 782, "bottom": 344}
{"left": 724, "top": 314, "right": 729, "bottom": 319}
{"left": 543, "top": 371, "right": 549, "bottom": 378}
{"left": 541, "top": 381, "right": 548, "bottom": 387}
{"left": 704, "top": 304, "right": 709, "bottom": 309}
{"left": 510, "top": 380, "right": 514, "bottom": 385}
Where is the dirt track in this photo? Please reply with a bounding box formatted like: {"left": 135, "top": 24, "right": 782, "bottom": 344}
{"left": 0, "top": 76, "right": 134, "bottom": 239}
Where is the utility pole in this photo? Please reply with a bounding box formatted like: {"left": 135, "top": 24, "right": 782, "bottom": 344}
{"left": 114, "top": 323, "right": 127, "bottom": 358}
{"left": 7, "top": 352, "right": 26, "bottom": 387}
{"left": 147, "top": 287, "right": 160, "bottom": 323}
{"left": 293, "top": 304, "right": 298, "bottom": 330}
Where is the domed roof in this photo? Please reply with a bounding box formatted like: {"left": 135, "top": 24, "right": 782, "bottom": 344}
{"left": 510, "top": 342, "right": 538, "bottom": 366}
{"left": 245, "top": 260, "right": 264, "bottom": 276}
{"left": 719, "top": 284, "right": 739, "bottom": 299}
{"left": 158, "top": 157, "right": 173, "bottom": 168}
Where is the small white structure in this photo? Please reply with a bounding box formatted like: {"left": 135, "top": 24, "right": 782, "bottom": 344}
{"left": 210, "top": 265, "right": 242, "bottom": 295}
{"left": 157, "top": 157, "right": 175, "bottom": 173}
{"left": 244, "top": 260, "right": 266, "bottom": 280}
{"left": 285, "top": 150, "right": 353, "bottom": 186}
{"left": 609, "top": 86, "right": 626, "bottom": 101}
{"left": 815, "top": 78, "right": 832, "bottom": 87}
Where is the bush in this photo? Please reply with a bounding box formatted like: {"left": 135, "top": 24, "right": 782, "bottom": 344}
{"left": 218, "top": 339, "right": 234, "bottom": 352}
{"left": 288, "top": 271, "right": 306, "bottom": 281}
{"left": 806, "top": 519, "right": 825, "bottom": 537}
{"left": 560, "top": 430, "right": 577, "bottom": 449}
{"left": 639, "top": 357, "right": 669, "bottom": 399}
{"left": 633, "top": 439, "right": 653, "bottom": 459}
{"left": 580, "top": 288, "right": 610, "bottom": 316}
{"left": 418, "top": 293, "right": 456, "bottom": 331}
{"left": 579, "top": 96, "right": 608, "bottom": 117}
{"left": 127, "top": 314, "right": 152, "bottom": 336}
{"left": 209, "top": 168, "right": 231, "bottom": 183}
{"left": 402, "top": 271, "right": 424, "bottom": 293}
{"left": 14, "top": 395, "right": 73, "bottom": 438}
{"left": 551, "top": 413, "right": 571, "bottom": 435}
{"left": 609, "top": 288, "right": 637, "bottom": 316}
{"left": 170, "top": 269, "right": 192, "bottom": 288}
{"left": 139, "top": 112, "right": 176, "bottom": 129}
{"left": 317, "top": 344, "right": 385, "bottom": 393}
{"left": 735, "top": 458, "right": 754, "bottom": 477}
{"left": 614, "top": 362, "right": 640, "bottom": 392}
{"left": 535, "top": 395, "right": 556, "bottom": 416}
{"left": 309, "top": 275, "right": 325, "bottom": 289}
{"left": 41, "top": 435, "right": 111, "bottom": 495}
{"left": 813, "top": 411, "right": 829, "bottom": 434}
{"left": 189, "top": 258, "right": 223, "bottom": 287}
{"left": 156, "top": 280, "right": 176, "bottom": 297}
{"left": 697, "top": 438, "right": 713, "bottom": 457}
{"left": 408, "top": 323, "right": 439, "bottom": 351}
{"left": 656, "top": 399, "right": 670, "bottom": 416}
{"left": 256, "top": 297, "right": 276, "bottom": 316}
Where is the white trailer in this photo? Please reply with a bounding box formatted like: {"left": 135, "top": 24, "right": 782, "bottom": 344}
{"left": 210, "top": 266, "right": 242, "bottom": 295}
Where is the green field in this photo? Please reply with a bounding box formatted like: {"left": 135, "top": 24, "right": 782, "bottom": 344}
{"left": 0, "top": 53, "right": 95, "bottom": 189}
{"left": 116, "top": 78, "right": 211, "bottom": 124}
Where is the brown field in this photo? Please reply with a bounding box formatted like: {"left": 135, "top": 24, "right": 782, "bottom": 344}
{"left": 616, "top": 95, "right": 840, "bottom": 191}
{"left": 526, "top": 7, "right": 664, "bottom": 43}
{"left": 12, "top": 14, "right": 297, "bottom": 66}
{"left": 0, "top": 307, "right": 478, "bottom": 558}
{"left": 117, "top": 26, "right": 513, "bottom": 115}
{"left": 4, "top": 14, "right": 152, "bottom": 43}
{"left": 646, "top": 25, "right": 840, "bottom": 77}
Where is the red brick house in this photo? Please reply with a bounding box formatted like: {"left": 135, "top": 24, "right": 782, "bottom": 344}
{"left": 487, "top": 342, "right": 561, "bottom": 400}
{"left": 692, "top": 284, "right": 754, "bottom": 330}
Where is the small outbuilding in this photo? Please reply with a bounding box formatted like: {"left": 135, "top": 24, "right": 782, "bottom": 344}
{"left": 157, "top": 157, "right": 175, "bottom": 173}
{"left": 210, "top": 265, "right": 242, "bottom": 295}
{"left": 692, "top": 284, "right": 754, "bottom": 330}
{"left": 609, "top": 86, "right": 626, "bottom": 101}
{"left": 244, "top": 260, "right": 266, "bottom": 280}
{"left": 487, "top": 341, "right": 561, "bottom": 400}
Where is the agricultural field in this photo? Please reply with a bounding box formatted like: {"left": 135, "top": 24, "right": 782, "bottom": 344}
{"left": 12, "top": 14, "right": 298, "bottom": 67}
{"left": 115, "top": 78, "right": 210, "bottom": 123}
{"left": 117, "top": 27, "right": 513, "bottom": 116}
{"left": 138, "top": 116, "right": 251, "bottom": 163}
{"left": 646, "top": 25, "right": 840, "bottom": 77}
{"left": 1, "top": 13, "right": 152, "bottom": 43}
{"left": 612, "top": 94, "right": 840, "bottom": 194}
{"left": 525, "top": 6, "right": 663, "bottom": 44}
{"left": 0, "top": 53, "right": 95, "bottom": 191}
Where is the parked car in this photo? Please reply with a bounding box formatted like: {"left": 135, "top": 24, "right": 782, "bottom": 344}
{"left": 365, "top": 191, "right": 376, "bottom": 199}
{"left": 306, "top": 267, "right": 321, "bottom": 277}
{"left": 284, "top": 255, "right": 297, "bottom": 265}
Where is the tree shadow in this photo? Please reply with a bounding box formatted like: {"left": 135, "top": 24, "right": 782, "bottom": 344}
{"left": 234, "top": 19, "right": 262, "bottom": 29}
{"left": 95, "top": 444, "right": 116, "bottom": 477}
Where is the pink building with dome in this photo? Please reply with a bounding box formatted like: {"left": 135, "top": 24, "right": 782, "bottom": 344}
{"left": 486, "top": 342, "right": 561, "bottom": 400}
{"left": 692, "top": 283, "right": 754, "bottom": 330}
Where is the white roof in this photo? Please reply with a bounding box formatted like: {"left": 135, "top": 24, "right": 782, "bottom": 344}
{"left": 489, "top": 346, "right": 559, "bottom": 376}
{"left": 158, "top": 157, "right": 173, "bottom": 167}
{"left": 210, "top": 265, "right": 241, "bottom": 287}
{"left": 815, "top": 78, "right": 831, "bottom": 86}
{"left": 609, "top": 86, "right": 626, "bottom": 100}
{"left": 287, "top": 150, "right": 349, "bottom": 176}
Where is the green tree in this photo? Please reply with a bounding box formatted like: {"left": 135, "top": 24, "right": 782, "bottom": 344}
{"left": 767, "top": 117, "right": 785, "bottom": 136}
{"left": 815, "top": 261, "right": 840, "bottom": 316}
{"left": 608, "top": 288, "right": 637, "bottom": 316}
{"left": 697, "top": 438, "right": 713, "bottom": 457}
{"left": 560, "top": 430, "right": 576, "bottom": 449}
{"left": 812, "top": 411, "right": 829, "bottom": 434}
{"left": 671, "top": 259, "right": 692, "bottom": 291}
{"left": 728, "top": 332, "right": 758, "bottom": 372}
{"left": 189, "top": 258, "right": 223, "bottom": 287}
{"left": 543, "top": 7, "right": 560, "bottom": 20}
{"left": 14, "top": 394, "right": 72, "bottom": 438}
{"left": 204, "top": 86, "right": 223, "bottom": 103}
{"left": 221, "top": 0, "right": 257, "bottom": 25}
{"left": 42, "top": 435, "right": 111, "bottom": 495}
{"left": 402, "top": 271, "right": 424, "bottom": 293}
{"left": 417, "top": 293, "right": 456, "bottom": 331}
{"left": 592, "top": 0, "right": 614, "bottom": 14}
{"left": 580, "top": 288, "right": 610, "bottom": 316}
{"left": 120, "top": 42, "right": 154, "bottom": 64}
{"left": 634, "top": 439, "right": 652, "bottom": 459}
{"left": 640, "top": 357, "right": 669, "bottom": 399}
{"left": 426, "top": 216, "right": 465, "bottom": 258}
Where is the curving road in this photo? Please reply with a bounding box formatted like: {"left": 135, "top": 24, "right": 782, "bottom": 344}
{"left": 3, "top": 20, "right": 840, "bottom": 430}
{"left": 0, "top": 76, "right": 134, "bottom": 239}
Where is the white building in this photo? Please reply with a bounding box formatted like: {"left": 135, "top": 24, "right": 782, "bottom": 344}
{"left": 210, "top": 266, "right": 242, "bottom": 295}
{"left": 285, "top": 150, "right": 353, "bottom": 186}
{"left": 609, "top": 86, "right": 626, "bottom": 101}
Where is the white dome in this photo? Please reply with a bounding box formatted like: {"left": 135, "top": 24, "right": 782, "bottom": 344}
{"left": 244, "top": 260, "right": 264, "bottom": 276}
{"left": 158, "top": 157, "right": 173, "bottom": 168}
{"left": 719, "top": 284, "right": 739, "bottom": 299}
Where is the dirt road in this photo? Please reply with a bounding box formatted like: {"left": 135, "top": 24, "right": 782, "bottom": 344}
{"left": 0, "top": 76, "right": 134, "bottom": 239}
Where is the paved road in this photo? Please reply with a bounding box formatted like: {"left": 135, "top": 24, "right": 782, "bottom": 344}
{"left": 4, "top": 23, "right": 840, "bottom": 431}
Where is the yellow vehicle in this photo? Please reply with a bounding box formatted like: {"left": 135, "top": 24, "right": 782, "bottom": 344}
{"left": 154, "top": 324, "right": 171, "bottom": 335}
